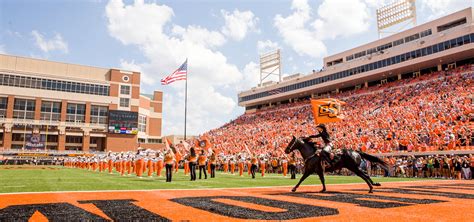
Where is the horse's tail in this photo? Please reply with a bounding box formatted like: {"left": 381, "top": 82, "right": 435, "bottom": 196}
{"left": 357, "top": 151, "right": 389, "bottom": 171}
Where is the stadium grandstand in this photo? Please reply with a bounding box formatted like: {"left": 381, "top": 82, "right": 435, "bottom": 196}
{"left": 204, "top": 7, "right": 474, "bottom": 157}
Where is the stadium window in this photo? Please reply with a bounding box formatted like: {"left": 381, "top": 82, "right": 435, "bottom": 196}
{"left": 391, "top": 57, "right": 396, "bottom": 65}
{"left": 463, "top": 35, "right": 470, "bottom": 44}
{"left": 415, "top": 50, "right": 421, "bottom": 58}
{"left": 120, "top": 85, "right": 131, "bottom": 95}
{"left": 438, "top": 42, "right": 445, "bottom": 51}
{"left": 85, "top": 84, "right": 90, "bottom": 93}
{"left": 393, "top": 38, "right": 404, "bottom": 47}
{"left": 413, "top": 33, "right": 420, "bottom": 40}
{"left": 0, "top": 97, "right": 7, "bottom": 118}
{"left": 421, "top": 48, "right": 427, "bottom": 56}
{"left": 66, "top": 103, "right": 85, "bottom": 123}
{"left": 427, "top": 46, "right": 433, "bottom": 55}
{"left": 51, "top": 80, "right": 57, "bottom": 90}
{"left": 91, "top": 105, "right": 108, "bottom": 124}
{"left": 451, "top": 39, "right": 457, "bottom": 47}
{"left": 13, "top": 98, "right": 35, "bottom": 119}
{"left": 120, "top": 98, "right": 130, "bottom": 107}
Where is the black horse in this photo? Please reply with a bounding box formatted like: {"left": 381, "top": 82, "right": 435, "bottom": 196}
{"left": 284, "top": 136, "right": 388, "bottom": 193}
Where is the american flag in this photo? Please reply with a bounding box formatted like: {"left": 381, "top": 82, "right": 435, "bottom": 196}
{"left": 161, "top": 60, "right": 187, "bottom": 85}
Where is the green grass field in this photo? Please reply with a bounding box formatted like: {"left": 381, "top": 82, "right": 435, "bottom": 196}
{"left": 0, "top": 166, "right": 427, "bottom": 193}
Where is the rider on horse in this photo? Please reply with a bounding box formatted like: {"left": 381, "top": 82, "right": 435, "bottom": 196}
{"left": 303, "top": 124, "right": 334, "bottom": 165}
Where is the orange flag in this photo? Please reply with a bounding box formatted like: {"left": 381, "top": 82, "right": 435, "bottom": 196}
{"left": 195, "top": 137, "right": 211, "bottom": 150}
{"left": 310, "top": 98, "right": 346, "bottom": 124}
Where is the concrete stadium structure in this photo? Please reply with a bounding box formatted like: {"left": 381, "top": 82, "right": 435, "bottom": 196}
{"left": 239, "top": 8, "right": 474, "bottom": 113}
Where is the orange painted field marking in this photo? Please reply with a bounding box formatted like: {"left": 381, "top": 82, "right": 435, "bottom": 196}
{"left": 0, "top": 180, "right": 472, "bottom": 221}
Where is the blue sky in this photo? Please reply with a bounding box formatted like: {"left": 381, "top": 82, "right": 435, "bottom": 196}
{"left": 1, "top": 0, "right": 472, "bottom": 136}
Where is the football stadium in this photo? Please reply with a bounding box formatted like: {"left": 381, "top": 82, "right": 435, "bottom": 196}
{"left": 0, "top": 0, "right": 473, "bottom": 221}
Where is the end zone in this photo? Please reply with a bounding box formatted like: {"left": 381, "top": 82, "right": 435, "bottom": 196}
{"left": 0, "top": 180, "right": 473, "bottom": 221}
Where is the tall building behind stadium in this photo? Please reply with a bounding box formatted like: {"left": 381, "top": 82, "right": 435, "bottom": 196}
{"left": 0, "top": 54, "right": 163, "bottom": 152}
{"left": 239, "top": 8, "right": 473, "bottom": 112}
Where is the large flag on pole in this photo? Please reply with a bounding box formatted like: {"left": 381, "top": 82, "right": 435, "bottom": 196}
{"left": 161, "top": 60, "right": 188, "bottom": 85}
{"left": 310, "top": 98, "right": 346, "bottom": 124}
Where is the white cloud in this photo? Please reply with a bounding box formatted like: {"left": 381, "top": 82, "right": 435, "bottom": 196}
{"left": 172, "top": 25, "right": 226, "bottom": 48}
{"left": 274, "top": 0, "right": 327, "bottom": 58}
{"left": 274, "top": 0, "right": 378, "bottom": 59}
{"left": 221, "top": 9, "right": 258, "bottom": 41}
{"left": 0, "top": 45, "right": 5, "bottom": 54}
{"left": 31, "top": 30, "right": 68, "bottom": 54}
{"left": 236, "top": 61, "right": 260, "bottom": 91}
{"left": 106, "top": 0, "right": 244, "bottom": 135}
{"left": 419, "top": 0, "right": 472, "bottom": 20}
{"left": 312, "top": 0, "right": 370, "bottom": 39}
{"left": 257, "top": 40, "right": 279, "bottom": 54}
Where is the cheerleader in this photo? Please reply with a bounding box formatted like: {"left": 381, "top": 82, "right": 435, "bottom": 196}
{"left": 198, "top": 150, "right": 207, "bottom": 179}
{"left": 209, "top": 151, "right": 217, "bottom": 178}
{"left": 163, "top": 149, "right": 175, "bottom": 182}
{"left": 188, "top": 147, "right": 198, "bottom": 181}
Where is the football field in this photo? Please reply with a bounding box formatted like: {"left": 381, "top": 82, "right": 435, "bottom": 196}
{"left": 1, "top": 166, "right": 473, "bottom": 221}
{"left": 0, "top": 165, "right": 423, "bottom": 193}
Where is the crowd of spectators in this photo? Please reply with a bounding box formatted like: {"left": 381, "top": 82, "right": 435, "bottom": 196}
{"left": 202, "top": 64, "right": 473, "bottom": 179}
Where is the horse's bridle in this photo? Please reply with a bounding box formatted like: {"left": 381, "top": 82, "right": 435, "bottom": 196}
{"left": 287, "top": 138, "right": 298, "bottom": 152}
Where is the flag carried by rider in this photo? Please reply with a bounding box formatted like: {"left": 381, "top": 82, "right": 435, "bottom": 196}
{"left": 310, "top": 98, "right": 346, "bottom": 124}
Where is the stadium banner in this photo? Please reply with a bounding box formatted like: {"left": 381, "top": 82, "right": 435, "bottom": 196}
{"left": 310, "top": 99, "right": 346, "bottom": 124}
{"left": 108, "top": 110, "right": 139, "bottom": 135}
{"left": 25, "top": 133, "right": 45, "bottom": 149}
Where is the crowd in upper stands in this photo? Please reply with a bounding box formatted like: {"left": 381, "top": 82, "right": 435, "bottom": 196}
{"left": 203, "top": 64, "right": 473, "bottom": 157}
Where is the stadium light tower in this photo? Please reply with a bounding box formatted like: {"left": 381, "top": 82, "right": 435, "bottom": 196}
{"left": 376, "top": 0, "right": 417, "bottom": 39}
{"left": 259, "top": 49, "right": 282, "bottom": 86}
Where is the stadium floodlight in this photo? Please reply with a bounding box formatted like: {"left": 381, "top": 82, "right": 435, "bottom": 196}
{"left": 376, "top": 0, "right": 417, "bottom": 38}
{"left": 259, "top": 49, "right": 282, "bottom": 86}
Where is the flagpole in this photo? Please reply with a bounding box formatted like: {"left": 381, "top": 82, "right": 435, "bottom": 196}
{"left": 184, "top": 59, "right": 188, "bottom": 140}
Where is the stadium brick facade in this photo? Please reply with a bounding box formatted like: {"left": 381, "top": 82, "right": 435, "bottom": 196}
{"left": 0, "top": 55, "right": 163, "bottom": 152}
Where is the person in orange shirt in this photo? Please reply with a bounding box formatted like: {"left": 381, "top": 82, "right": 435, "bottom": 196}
{"left": 146, "top": 151, "right": 154, "bottom": 178}
{"left": 237, "top": 154, "right": 245, "bottom": 177}
{"left": 288, "top": 152, "right": 297, "bottom": 179}
{"left": 281, "top": 155, "right": 288, "bottom": 177}
{"left": 155, "top": 151, "right": 163, "bottom": 177}
{"left": 184, "top": 159, "right": 189, "bottom": 175}
{"left": 107, "top": 152, "right": 114, "bottom": 174}
{"left": 120, "top": 154, "right": 125, "bottom": 176}
{"left": 209, "top": 152, "right": 217, "bottom": 178}
{"left": 135, "top": 149, "right": 145, "bottom": 178}
{"left": 125, "top": 154, "right": 132, "bottom": 176}
{"left": 174, "top": 151, "right": 182, "bottom": 173}
{"left": 260, "top": 156, "right": 266, "bottom": 177}
{"left": 250, "top": 155, "right": 258, "bottom": 179}
{"left": 223, "top": 157, "right": 229, "bottom": 174}
{"left": 198, "top": 150, "right": 208, "bottom": 179}
{"left": 230, "top": 155, "right": 236, "bottom": 175}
